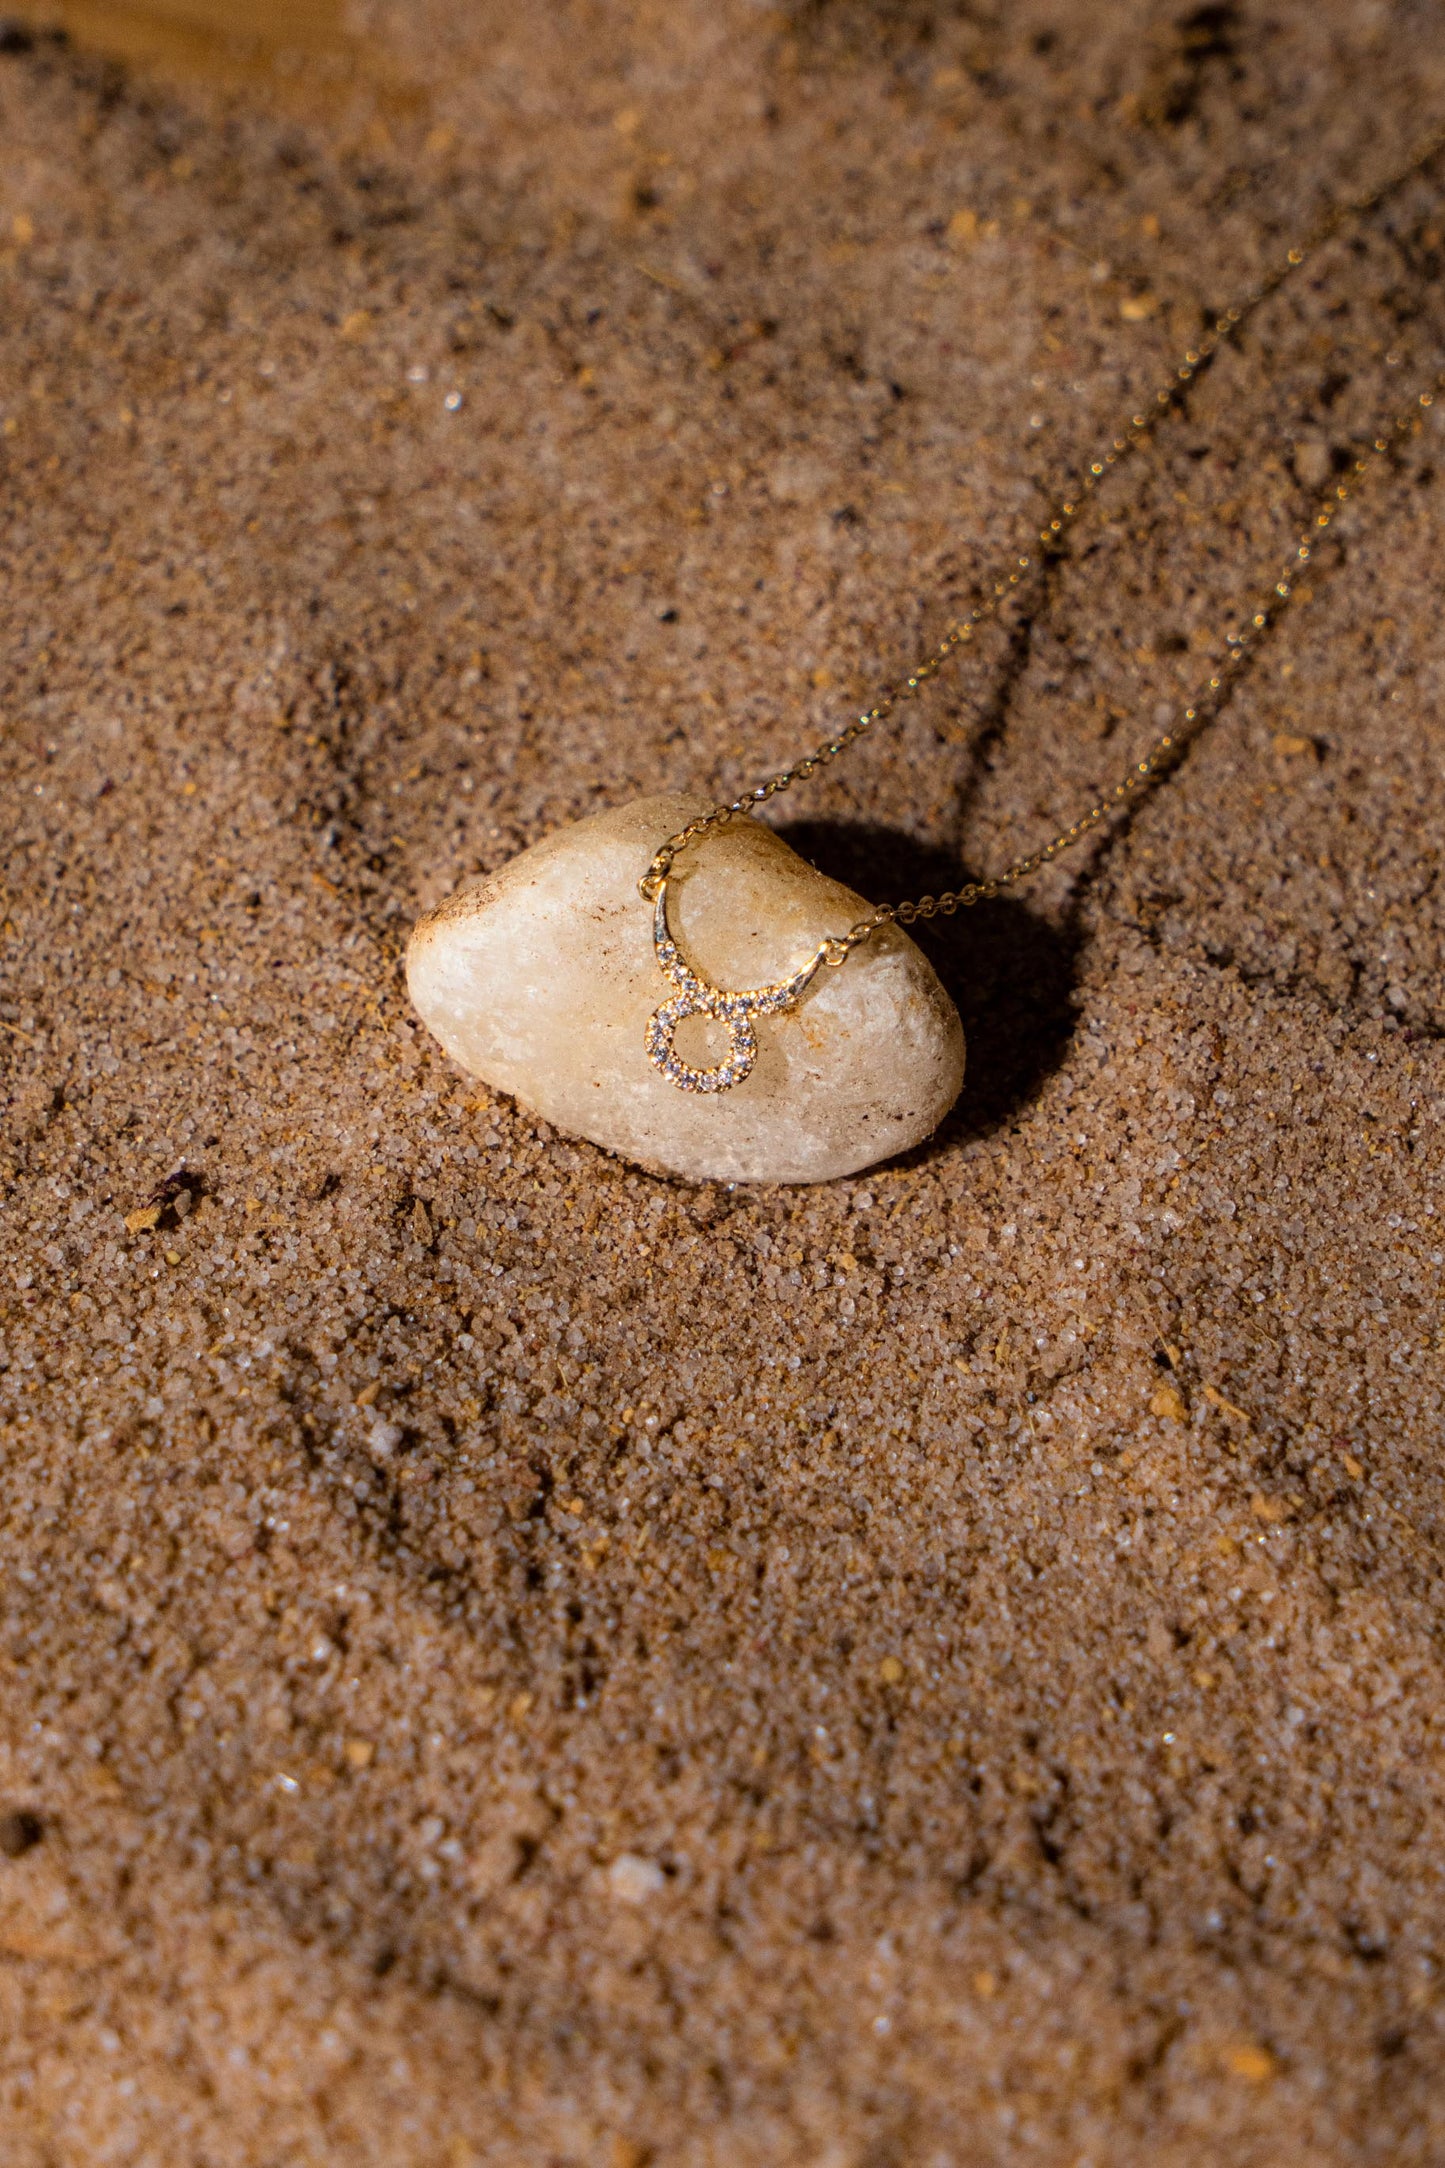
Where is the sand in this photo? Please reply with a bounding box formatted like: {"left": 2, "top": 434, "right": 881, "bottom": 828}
{"left": 3, "top": 3, "right": 1445, "bottom": 2161}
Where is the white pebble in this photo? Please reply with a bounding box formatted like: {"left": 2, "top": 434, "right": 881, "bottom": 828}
{"left": 406, "top": 795, "right": 964, "bottom": 1183}
{"left": 607, "top": 1852, "right": 665, "bottom": 1904}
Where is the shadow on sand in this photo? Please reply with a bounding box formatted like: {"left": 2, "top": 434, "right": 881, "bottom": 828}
{"left": 773, "top": 818, "right": 1085, "bottom": 1159}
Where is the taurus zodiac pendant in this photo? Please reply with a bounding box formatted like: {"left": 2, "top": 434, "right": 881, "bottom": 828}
{"left": 644, "top": 878, "right": 837, "bottom": 1094}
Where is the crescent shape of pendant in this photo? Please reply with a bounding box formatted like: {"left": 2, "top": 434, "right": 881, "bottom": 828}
{"left": 644, "top": 879, "right": 839, "bottom": 1094}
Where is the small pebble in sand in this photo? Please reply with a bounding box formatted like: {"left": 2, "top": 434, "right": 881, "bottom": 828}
{"left": 1223, "top": 2042, "right": 1277, "bottom": 2083}
{"left": 607, "top": 1853, "right": 665, "bottom": 1904}
{"left": 406, "top": 795, "right": 964, "bottom": 1183}
{"left": 1292, "top": 435, "right": 1332, "bottom": 490}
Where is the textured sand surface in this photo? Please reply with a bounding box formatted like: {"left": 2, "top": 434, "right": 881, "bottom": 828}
{"left": 4, "top": 4, "right": 1445, "bottom": 2162}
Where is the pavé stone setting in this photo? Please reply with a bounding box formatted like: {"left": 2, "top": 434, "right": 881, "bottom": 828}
{"left": 645, "top": 880, "right": 833, "bottom": 1094}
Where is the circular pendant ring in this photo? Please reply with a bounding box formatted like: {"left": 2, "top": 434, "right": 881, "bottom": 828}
{"left": 644, "top": 991, "right": 759, "bottom": 1093}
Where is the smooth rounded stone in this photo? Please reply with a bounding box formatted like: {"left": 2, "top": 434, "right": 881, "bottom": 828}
{"left": 405, "top": 793, "right": 965, "bottom": 1183}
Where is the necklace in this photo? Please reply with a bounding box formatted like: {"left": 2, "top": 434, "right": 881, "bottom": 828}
{"left": 407, "top": 129, "right": 1445, "bottom": 1185}
{"left": 632, "top": 128, "right": 1445, "bottom": 1097}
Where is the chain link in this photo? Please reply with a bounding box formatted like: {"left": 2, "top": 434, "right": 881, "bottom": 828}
{"left": 639, "top": 123, "right": 1445, "bottom": 949}
{"left": 823, "top": 367, "right": 1445, "bottom": 955}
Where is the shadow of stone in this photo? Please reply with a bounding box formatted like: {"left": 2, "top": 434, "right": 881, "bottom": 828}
{"left": 773, "top": 818, "right": 1084, "bottom": 1153}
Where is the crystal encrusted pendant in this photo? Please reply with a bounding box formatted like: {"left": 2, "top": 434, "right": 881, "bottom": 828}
{"left": 644, "top": 878, "right": 833, "bottom": 1093}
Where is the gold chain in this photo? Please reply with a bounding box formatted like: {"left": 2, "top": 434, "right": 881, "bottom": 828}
{"left": 639, "top": 124, "right": 1445, "bottom": 954}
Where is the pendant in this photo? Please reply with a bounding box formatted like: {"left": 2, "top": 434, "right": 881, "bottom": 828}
{"left": 644, "top": 877, "right": 834, "bottom": 1094}
{"left": 404, "top": 793, "right": 964, "bottom": 1185}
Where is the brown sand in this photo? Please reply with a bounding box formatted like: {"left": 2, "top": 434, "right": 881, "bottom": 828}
{"left": 4, "top": 4, "right": 1445, "bottom": 2161}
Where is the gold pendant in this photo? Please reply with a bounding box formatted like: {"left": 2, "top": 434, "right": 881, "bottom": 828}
{"left": 644, "top": 878, "right": 837, "bottom": 1094}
